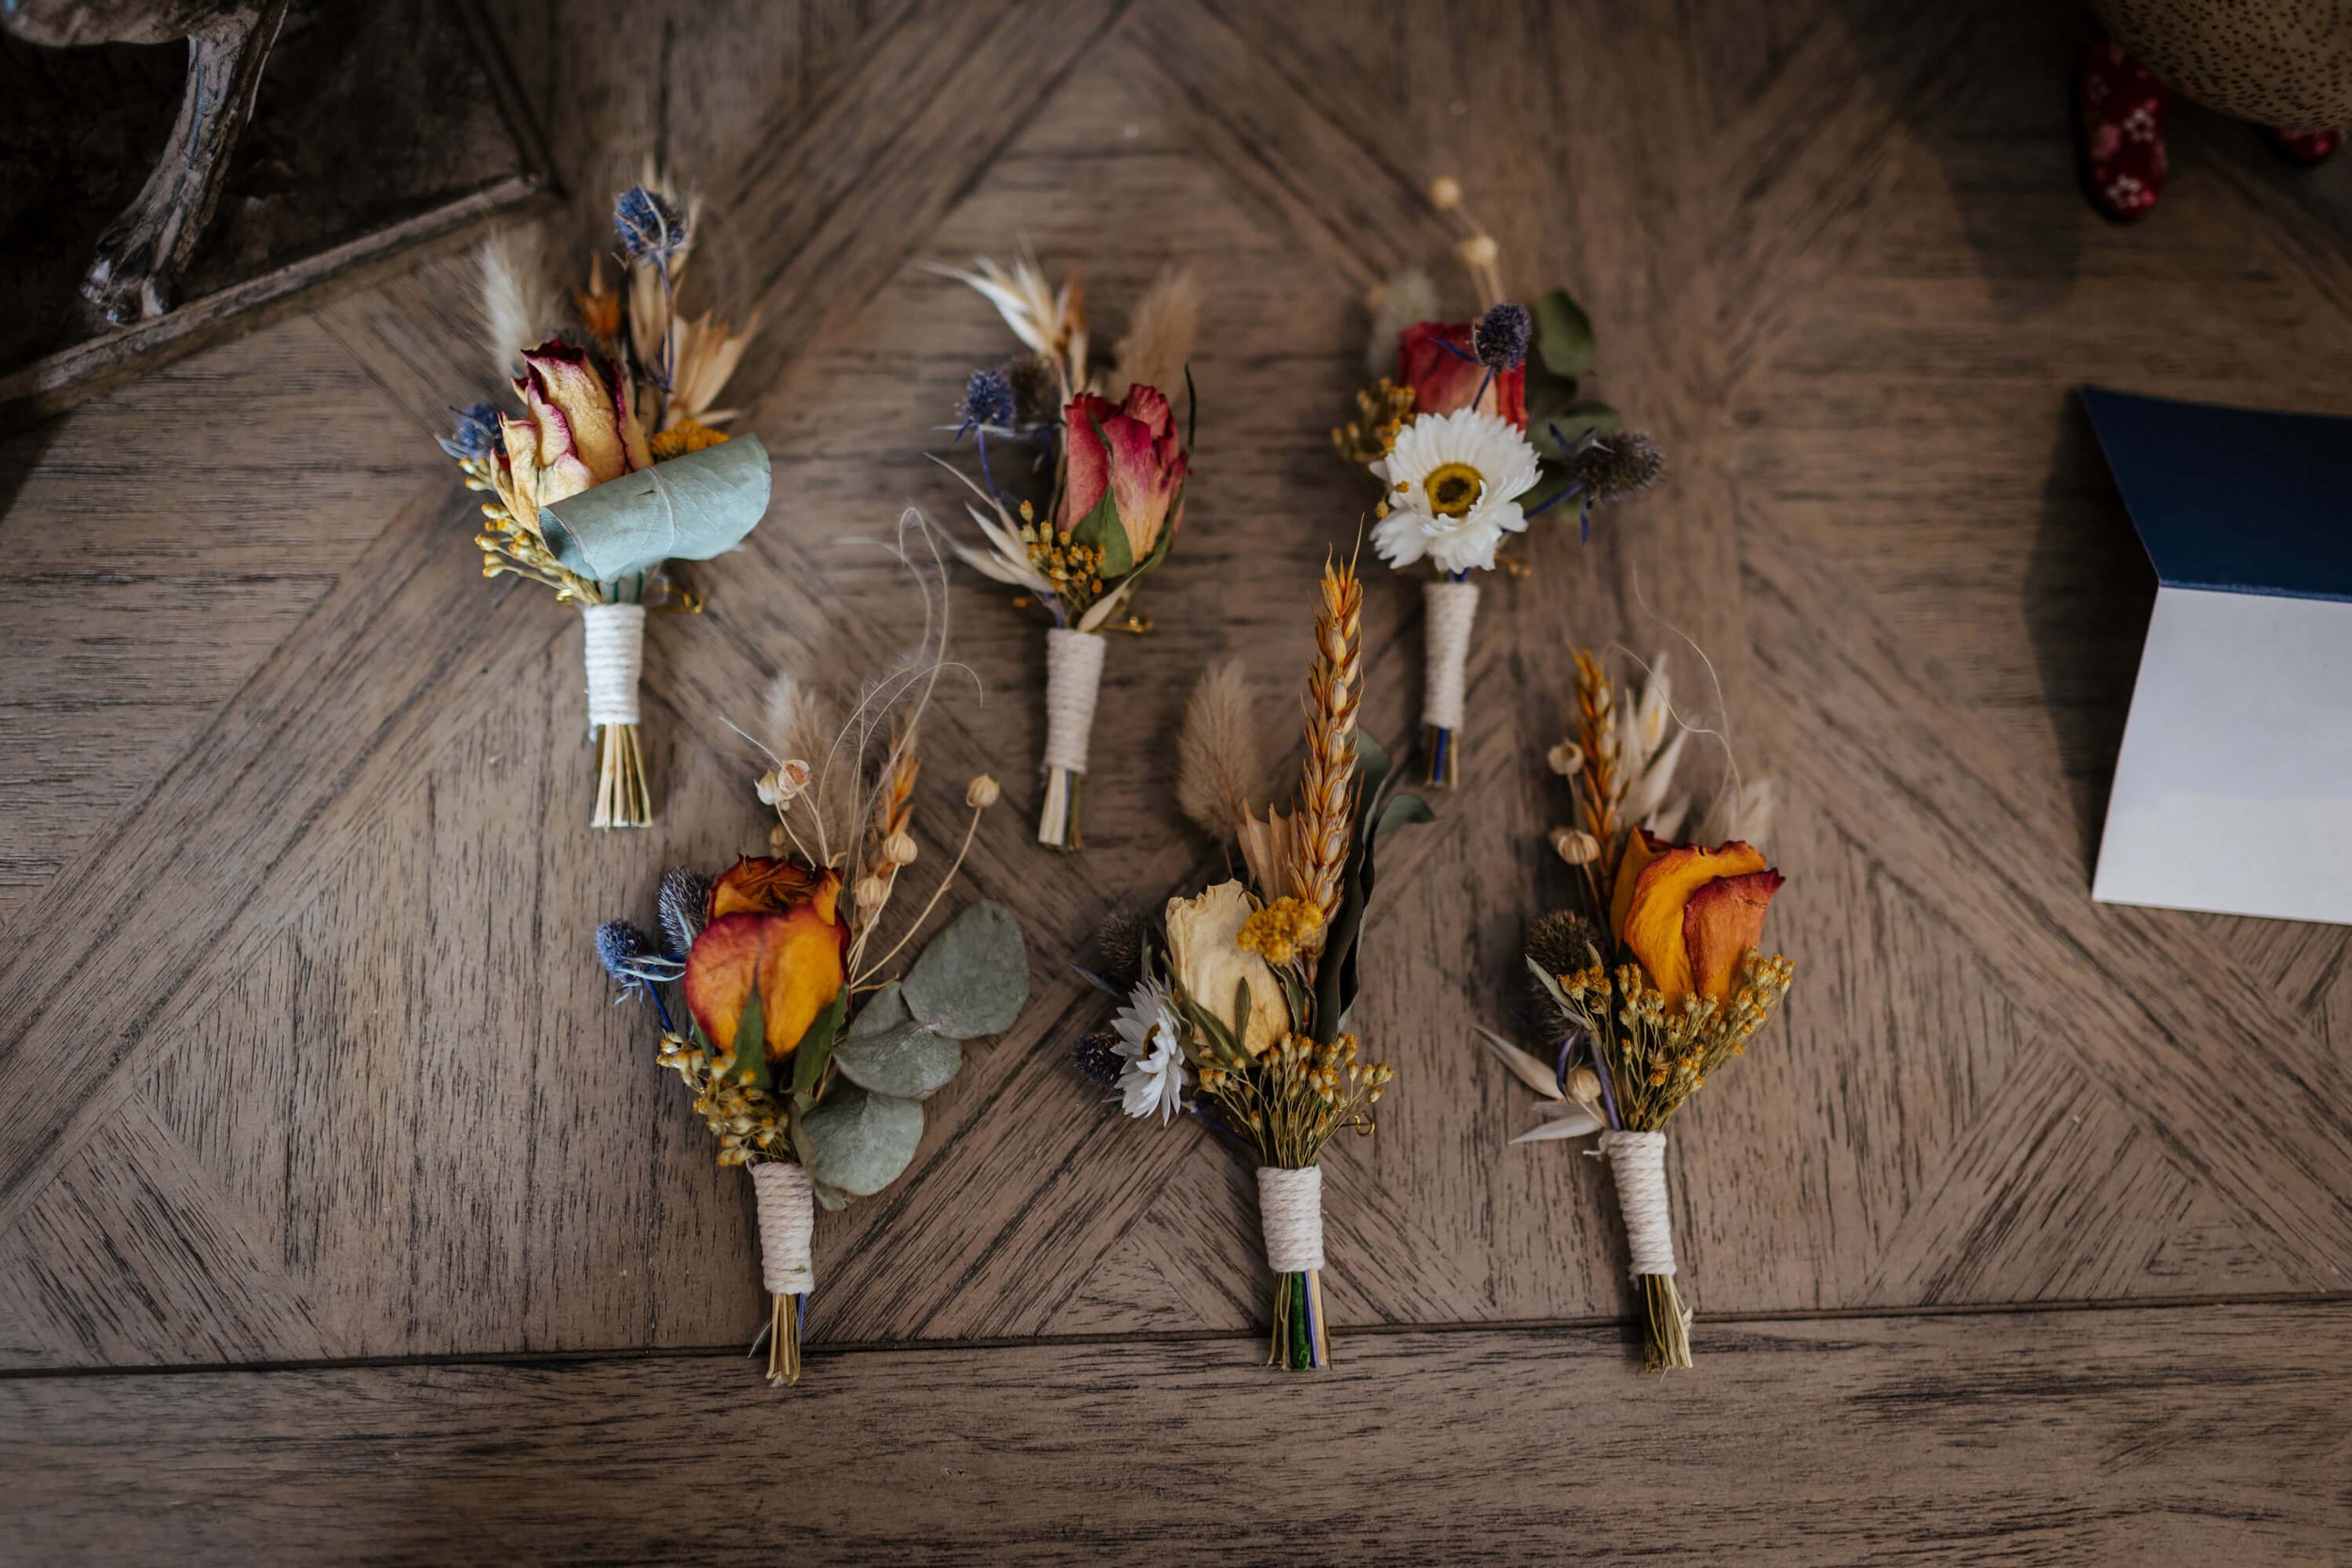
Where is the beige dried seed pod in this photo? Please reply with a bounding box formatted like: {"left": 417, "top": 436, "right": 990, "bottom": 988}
{"left": 882, "top": 831, "right": 918, "bottom": 866}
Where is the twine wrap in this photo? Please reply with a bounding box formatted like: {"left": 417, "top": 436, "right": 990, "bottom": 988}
{"left": 581, "top": 602, "right": 646, "bottom": 728}
{"left": 1041, "top": 626, "right": 1106, "bottom": 774}
{"left": 751, "top": 1162, "right": 816, "bottom": 1296}
{"left": 1600, "top": 1129, "right": 1676, "bottom": 1277}
{"left": 1422, "top": 578, "right": 1479, "bottom": 731}
{"left": 1257, "top": 1165, "right": 1326, "bottom": 1274}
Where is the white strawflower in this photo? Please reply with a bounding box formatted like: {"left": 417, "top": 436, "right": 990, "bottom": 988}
{"left": 1370, "top": 406, "right": 1541, "bottom": 575}
{"left": 1111, "top": 980, "right": 1188, "bottom": 1125}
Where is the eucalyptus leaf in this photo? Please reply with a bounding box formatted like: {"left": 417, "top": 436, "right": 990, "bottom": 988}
{"left": 812, "top": 1178, "right": 850, "bottom": 1212}
{"left": 801, "top": 1085, "right": 926, "bottom": 1196}
{"left": 539, "top": 436, "right": 772, "bottom": 583}
{"left": 791, "top": 989, "right": 850, "bottom": 1101}
{"left": 1533, "top": 288, "right": 1596, "bottom": 378}
{"left": 847, "top": 982, "right": 911, "bottom": 1037}
{"left": 901, "top": 901, "right": 1029, "bottom": 1040}
{"left": 832, "top": 1017, "right": 964, "bottom": 1101}
{"left": 1376, "top": 792, "right": 1436, "bottom": 839}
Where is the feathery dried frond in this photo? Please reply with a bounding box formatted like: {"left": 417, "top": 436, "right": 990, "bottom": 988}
{"left": 1176, "top": 658, "right": 1262, "bottom": 842}
{"left": 480, "top": 223, "right": 564, "bottom": 380}
{"left": 669, "top": 308, "right": 759, "bottom": 427}
{"left": 1237, "top": 805, "right": 1296, "bottom": 902}
{"left": 1365, "top": 268, "right": 1438, "bottom": 379}
{"left": 1114, "top": 265, "right": 1201, "bottom": 397}
{"left": 864, "top": 730, "right": 921, "bottom": 890}
{"left": 1286, "top": 556, "right": 1363, "bottom": 953}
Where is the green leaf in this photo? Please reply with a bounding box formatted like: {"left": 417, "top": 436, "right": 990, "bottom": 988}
{"left": 1533, "top": 288, "right": 1596, "bottom": 378}
{"left": 846, "top": 982, "right": 911, "bottom": 1038}
{"left": 1525, "top": 954, "right": 1572, "bottom": 1011}
{"left": 801, "top": 1085, "right": 926, "bottom": 1196}
{"left": 1376, "top": 792, "right": 1436, "bottom": 839}
{"left": 811, "top": 1178, "right": 850, "bottom": 1212}
{"left": 539, "top": 436, "right": 772, "bottom": 582}
{"left": 730, "top": 986, "right": 772, "bottom": 1094}
{"left": 790, "top": 989, "right": 850, "bottom": 1102}
{"left": 831, "top": 1017, "right": 964, "bottom": 1101}
{"left": 901, "top": 901, "right": 1029, "bottom": 1040}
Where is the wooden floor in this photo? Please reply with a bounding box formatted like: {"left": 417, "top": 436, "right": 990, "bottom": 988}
{"left": 5, "top": 0, "right": 2351, "bottom": 1560}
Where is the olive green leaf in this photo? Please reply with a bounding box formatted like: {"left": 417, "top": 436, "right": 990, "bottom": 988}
{"left": 801, "top": 1085, "right": 926, "bottom": 1196}
{"left": 901, "top": 901, "right": 1029, "bottom": 1039}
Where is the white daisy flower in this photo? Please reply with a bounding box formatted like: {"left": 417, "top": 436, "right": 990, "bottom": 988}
{"left": 1111, "top": 980, "right": 1188, "bottom": 1125}
{"left": 1369, "top": 406, "right": 1542, "bottom": 575}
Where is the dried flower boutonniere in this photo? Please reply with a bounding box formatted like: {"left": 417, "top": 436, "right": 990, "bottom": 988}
{"left": 445, "top": 172, "right": 768, "bottom": 828}
{"left": 932, "top": 255, "right": 1199, "bottom": 849}
{"left": 1483, "top": 648, "right": 1791, "bottom": 1371}
{"left": 1334, "top": 178, "right": 1664, "bottom": 788}
{"left": 1073, "top": 551, "right": 1431, "bottom": 1370}
{"left": 596, "top": 517, "right": 1030, "bottom": 1386}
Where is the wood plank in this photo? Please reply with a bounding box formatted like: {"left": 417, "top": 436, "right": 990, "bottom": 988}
{"left": 1, "top": 1303, "right": 2345, "bottom": 1564}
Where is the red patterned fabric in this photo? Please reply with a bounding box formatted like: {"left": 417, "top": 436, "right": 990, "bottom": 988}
{"left": 2267, "top": 127, "right": 2344, "bottom": 165}
{"left": 2077, "top": 40, "right": 2171, "bottom": 221}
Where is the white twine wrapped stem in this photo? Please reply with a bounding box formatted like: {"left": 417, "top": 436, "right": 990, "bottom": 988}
{"left": 1259, "top": 1165, "right": 1333, "bottom": 1370}
{"left": 1422, "top": 578, "right": 1478, "bottom": 788}
{"left": 1037, "top": 626, "right": 1106, "bottom": 849}
{"left": 581, "top": 602, "right": 651, "bottom": 829}
{"left": 751, "top": 1162, "right": 815, "bottom": 1386}
{"left": 1598, "top": 1128, "right": 1694, "bottom": 1370}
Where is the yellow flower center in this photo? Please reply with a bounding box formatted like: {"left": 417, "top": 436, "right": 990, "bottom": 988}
{"left": 1422, "top": 462, "right": 1485, "bottom": 518}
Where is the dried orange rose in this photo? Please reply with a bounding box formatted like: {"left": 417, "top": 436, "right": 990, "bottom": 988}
{"left": 1613, "top": 829, "right": 1783, "bottom": 1006}
{"left": 684, "top": 857, "right": 847, "bottom": 1066}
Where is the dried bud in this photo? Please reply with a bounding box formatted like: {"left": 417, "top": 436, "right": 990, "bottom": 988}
{"left": 882, "top": 831, "right": 918, "bottom": 866}
{"left": 1547, "top": 740, "right": 1584, "bottom": 778}
{"left": 1549, "top": 827, "right": 1601, "bottom": 865}
{"left": 770, "top": 823, "right": 793, "bottom": 854}
{"left": 1566, "top": 1066, "right": 1602, "bottom": 1105}
{"left": 1456, "top": 233, "right": 1499, "bottom": 270}
{"left": 756, "top": 758, "right": 812, "bottom": 806}
{"left": 1427, "top": 175, "right": 1463, "bottom": 211}
{"left": 965, "top": 774, "right": 1001, "bottom": 809}
{"left": 854, "top": 874, "right": 890, "bottom": 912}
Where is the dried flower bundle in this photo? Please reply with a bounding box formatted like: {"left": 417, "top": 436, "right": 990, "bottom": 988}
{"left": 1485, "top": 646, "right": 1793, "bottom": 1372}
{"left": 932, "top": 253, "right": 1200, "bottom": 849}
{"left": 1335, "top": 178, "right": 1665, "bottom": 788}
{"left": 597, "top": 515, "right": 1030, "bottom": 1386}
{"left": 1074, "top": 554, "right": 1431, "bottom": 1370}
{"left": 443, "top": 170, "right": 770, "bottom": 828}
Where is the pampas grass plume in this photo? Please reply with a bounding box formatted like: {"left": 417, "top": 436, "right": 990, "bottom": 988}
{"left": 1115, "top": 265, "right": 1202, "bottom": 398}
{"left": 1176, "top": 657, "right": 1262, "bottom": 840}
{"left": 480, "top": 222, "right": 564, "bottom": 381}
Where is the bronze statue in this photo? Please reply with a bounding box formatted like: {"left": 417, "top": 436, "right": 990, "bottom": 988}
{"left": 2, "top": 0, "right": 291, "bottom": 325}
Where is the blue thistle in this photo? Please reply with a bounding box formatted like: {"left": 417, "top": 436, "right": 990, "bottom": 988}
{"left": 958, "top": 367, "right": 1016, "bottom": 431}
{"left": 595, "top": 918, "right": 683, "bottom": 1031}
{"left": 438, "top": 402, "right": 503, "bottom": 462}
{"left": 612, "top": 185, "right": 687, "bottom": 262}
{"left": 1472, "top": 303, "right": 1531, "bottom": 371}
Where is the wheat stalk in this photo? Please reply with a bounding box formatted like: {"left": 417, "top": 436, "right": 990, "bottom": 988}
{"left": 1286, "top": 555, "right": 1362, "bottom": 953}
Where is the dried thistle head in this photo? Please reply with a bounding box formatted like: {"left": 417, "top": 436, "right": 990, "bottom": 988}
{"left": 1573, "top": 431, "right": 1664, "bottom": 504}
{"left": 1528, "top": 908, "right": 1603, "bottom": 985}
{"left": 657, "top": 866, "right": 710, "bottom": 954}
{"left": 1092, "top": 903, "right": 1151, "bottom": 985}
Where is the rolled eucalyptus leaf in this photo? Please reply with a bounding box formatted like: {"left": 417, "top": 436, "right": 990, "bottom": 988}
{"left": 832, "top": 1017, "right": 963, "bottom": 1100}
{"left": 901, "top": 901, "right": 1028, "bottom": 1040}
{"left": 801, "top": 1085, "right": 925, "bottom": 1196}
{"left": 539, "top": 436, "right": 771, "bottom": 583}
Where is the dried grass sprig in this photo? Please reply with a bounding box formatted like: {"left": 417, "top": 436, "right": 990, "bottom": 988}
{"left": 1114, "top": 265, "right": 1201, "bottom": 399}
{"left": 1285, "top": 554, "right": 1363, "bottom": 952}
{"left": 1177, "top": 658, "right": 1263, "bottom": 841}
{"left": 479, "top": 223, "right": 564, "bottom": 381}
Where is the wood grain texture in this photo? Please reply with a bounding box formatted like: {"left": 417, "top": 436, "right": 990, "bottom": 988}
{"left": 4, "top": 1304, "right": 2349, "bottom": 1565}
{"left": 3, "top": 0, "right": 2352, "bottom": 1550}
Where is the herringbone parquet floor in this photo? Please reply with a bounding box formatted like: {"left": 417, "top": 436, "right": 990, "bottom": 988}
{"left": 3, "top": 2, "right": 2348, "bottom": 1560}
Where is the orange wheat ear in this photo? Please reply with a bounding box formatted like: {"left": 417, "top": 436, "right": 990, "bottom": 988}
{"left": 1286, "top": 553, "right": 1363, "bottom": 958}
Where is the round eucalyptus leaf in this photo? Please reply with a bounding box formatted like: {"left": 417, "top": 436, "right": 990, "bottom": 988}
{"left": 901, "top": 901, "right": 1029, "bottom": 1040}
{"left": 832, "top": 1018, "right": 964, "bottom": 1101}
{"left": 846, "top": 982, "right": 912, "bottom": 1038}
{"left": 801, "top": 1086, "right": 925, "bottom": 1197}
